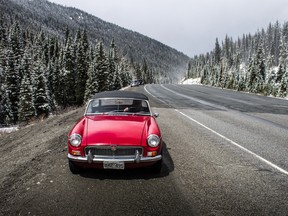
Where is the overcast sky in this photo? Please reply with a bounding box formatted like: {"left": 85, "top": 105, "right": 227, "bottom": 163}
{"left": 48, "top": 0, "right": 288, "bottom": 57}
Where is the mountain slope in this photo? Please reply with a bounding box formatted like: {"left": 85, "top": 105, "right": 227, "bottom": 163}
{"left": 0, "top": 0, "right": 189, "bottom": 82}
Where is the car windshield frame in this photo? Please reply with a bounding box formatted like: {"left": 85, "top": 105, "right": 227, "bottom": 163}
{"left": 85, "top": 97, "right": 152, "bottom": 116}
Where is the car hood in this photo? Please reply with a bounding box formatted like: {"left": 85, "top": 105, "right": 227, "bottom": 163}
{"left": 85, "top": 115, "right": 149, "bottom": 146}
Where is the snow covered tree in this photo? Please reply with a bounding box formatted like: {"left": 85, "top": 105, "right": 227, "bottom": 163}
{"left": 34, "top": 60, "right": 51, "bottom": 118}
{"left": 187, "top": 21, "right": 288, "bottom": 97}
{"left": 5, "top": 22, "right": 24, "bottom": 123}
{"left": 46, "top": 61, "right": 56, "bottom": 111}
{"left": 0, "top": 85, "right": 13, "bottom": 125}
{"left": 141, "top": 58, "right": 149, "bottom": 83}
{"left": 277, "top": 70, "right": 288, "bottom": 97}
{"left": 46, "top": 37, "right": 60, "bottom": 99}
{"left": 95, "top": 40, "right": 109, "bottom": 92}
{"left": 254, "top": 42, "right": 266, "bottom": 93}
{"left": 107, "top": 39, "right": 118, "bottom": 90}
{"left": 62, "top": 36, "right": 76, "bottom": 105}
{"left": 53, "top": 57, "right": 66, "bottom": 107}
{"left": 5, "top": 50, "right": 20, "bottom": 123}
{"left": 0, "top": 13, "right": 162, "bottom": 124}
{"left": 276, "top": 64, "right": 285, "bottom": 84}
{"left": 134, "top": 63, "right": 142, "bottom": 80}
{"left": 18, "top": 65, "right": 35, "bottom": 122}
{"left": 113, "top": 66, "right": 122, "bottom": 90}
{"left": 75, "top": 29, "right": 89, "bottom": 105}
{"left": 276, "top": 33, "right": 288, "bottom": 85}
{"left": 84, "top": 59, "right": 99, "bottom": 101}
{"left": 214, "top": 38, "right": 221, "bottom": 64}
{"left": 119, "top": 58, "right": 132, "bottom": 87}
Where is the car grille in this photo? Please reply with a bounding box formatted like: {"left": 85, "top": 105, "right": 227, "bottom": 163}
{"left": 85, "top": 146, "right": 143, "bottom": 158}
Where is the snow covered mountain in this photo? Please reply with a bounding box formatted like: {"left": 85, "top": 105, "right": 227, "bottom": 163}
{"left": 0, "top": 0, "right": 189, "bottom": 82}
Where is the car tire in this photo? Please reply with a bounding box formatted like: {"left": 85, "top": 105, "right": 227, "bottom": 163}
{"left": 151, "top": 159, "right": 162, "bottom": 173}
{"left": 69, "top": 161, "right": 82, "bottom": 174}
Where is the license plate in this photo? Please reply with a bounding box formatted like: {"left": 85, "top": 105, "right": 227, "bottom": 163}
{"left": 103, "top": 161, "right": 125, "bottom": 170}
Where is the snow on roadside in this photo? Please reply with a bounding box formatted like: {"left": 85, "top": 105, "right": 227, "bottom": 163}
{"left": 0, "top": 126, "right": 19, "bottom": 135}
{"left": 180, "top": 78, "right": 202, "bottom": 85}
{"left": 180, "top": 77, "right": 288, "bottom": 100}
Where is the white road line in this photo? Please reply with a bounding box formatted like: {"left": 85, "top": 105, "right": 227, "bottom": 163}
{"left": 160, "top": 84, "right": 227, "bottom": 110}
{"left": 144, "top": 85, "right": 156, "bottom": 98}
{"left": 175, "top": 109, "right": 288, "bottom": 176}
{"left": 145, "top": 84, "right": 288, "bottom": 176}
{"left": 144, "top": 85, "right": 168, "bottom": 105}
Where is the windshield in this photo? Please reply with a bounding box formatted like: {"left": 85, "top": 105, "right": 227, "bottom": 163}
{"left": 85, "top": 98, "right": 151, "bottom": 116}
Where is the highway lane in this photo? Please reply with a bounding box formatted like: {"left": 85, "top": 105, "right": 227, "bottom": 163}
{"left": 145, "top": 84, "right": 288, "bottom": 173}
{"left": 142, "top": 84, "right": 288, "bottom": 215}
{"left": 2, "top": 84, "right": 288, "bottom": 215}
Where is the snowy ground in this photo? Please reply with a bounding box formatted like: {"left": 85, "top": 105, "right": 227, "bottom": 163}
{"left": 179, "top": 78, "right": 202, "bottom": 85}
{"left": 180, "top": 77, "right": 288, "bottom": 100}
{"left": 0, "top": 126, "right": 19, "bottom": 135}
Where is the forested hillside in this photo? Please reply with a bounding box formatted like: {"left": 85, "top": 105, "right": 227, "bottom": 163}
{"left": 186, "top": 21, "right": 288, "bottom": 98}
{"left": 0, "top": 0, "right": 189, "bottom": 126}
{"left": 1, "top": 0, "right": 189, "bottom": 82}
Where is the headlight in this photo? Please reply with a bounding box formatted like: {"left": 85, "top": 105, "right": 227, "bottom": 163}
{"left": 147, "top": 134, "right": 160, "bottom": 147}
{"left": 69, "top": 133, "right": 82, "bottom": 147}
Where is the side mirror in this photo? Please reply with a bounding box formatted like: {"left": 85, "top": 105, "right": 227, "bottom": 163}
{"left": 153, "top": 113, "right": 159, "bottom": 118}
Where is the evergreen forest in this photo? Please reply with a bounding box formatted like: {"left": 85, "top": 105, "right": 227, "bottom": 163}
{"left": 0, "top": 17, "right": 155, "bottom": 125}
{"left": 0, "top": 0, "right": 189, "bottom": 126}
{"left": 186, "top": 21, "right": 288, "bottom": 98}
{"left": 2, "top": 0, "right": 288, "bottom": 127}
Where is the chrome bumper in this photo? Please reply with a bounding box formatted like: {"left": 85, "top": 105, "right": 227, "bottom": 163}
{"left": 67, "top": 153, "right": 162, "bottom": 163}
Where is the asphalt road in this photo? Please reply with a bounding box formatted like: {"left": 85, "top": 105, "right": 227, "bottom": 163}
{"left": 1, "top": 84, "right": 288, "bottom": 216}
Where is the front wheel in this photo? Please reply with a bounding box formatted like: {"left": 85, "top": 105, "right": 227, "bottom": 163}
{"left": 69, "top": 161, "right": 82, "bottom": 174}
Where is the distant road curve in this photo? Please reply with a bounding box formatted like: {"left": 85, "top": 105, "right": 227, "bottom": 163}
{"left": 144, "top": 84, "right": 288, "bottom": 175}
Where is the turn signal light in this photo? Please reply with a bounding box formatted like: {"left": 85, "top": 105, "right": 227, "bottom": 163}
{"left": 147, "top": 151, "right": 157, "bottom": 157}
{"left": 71, "top": 150, "right": 81, "bottom": 156}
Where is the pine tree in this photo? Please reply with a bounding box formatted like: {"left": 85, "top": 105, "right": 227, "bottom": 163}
{"left": 34, "top": 60, "right": 51, "bottom": 117}
{"left": 277, "top": 32, "right": 288, "bottom": 97}
{"left": 5, "top": 49, "right": 20, "bottom": 123}
{"left": 186, "top": 61, "right": 192, "bottom": 79}
{"left": 276, "top": 64, "right": 285, "bottom": 84}
{"left": 0, "top": 45, "right": 5, "bottom": 125}
{"left": 75, "top": 30, "right": 89, "bottom": 105}
{"left": 46, "top": 37, "right": 60, "bottom": 107}
{"left": 184, "top": 20, "right": 288, "bottom": 98}
{"left": 107, "top": 39, "right": 118, "bottom": 90}
{"left": 95, "top": 40, "right": 109, "bottom": 92}
{"left": 254, "top": 42, "right": 266, "bottom": 92}
{"left": 63, "top": 36, "right": 76, "bottom": 105}
{"left": 277, "top": 72, "right": 288, "bottom": 97}
{"left": 247, "top": 57, "right": 256, "bottom": 91}
{"left": 141, "top": 58, "right": 149, "bottom": 83}
{"left": 113, "top": 66, "right": 122, "bottom": 90}
{"left": 84, "top": 59, "right": 99, "bottom": 101}
{"left": 46, "top": 61, "right": 56, "bottom": 111}
{"left": 214, "top": 38, "right": 221, "bottom": 64}
{"left": 134, "top": 63, "right": 142, "bottom": 80}
{"left": 276, "top": 32, "right": 288, "bottom": 84}
{"left": 0, "top": 85, "right": 13, "bottom": 125}
{"left": 18, "top": 67, "right": 35, "bottom": 122}
{"left": 53, "top": 57, "right": 65, "bottom": 107}
{"left": 5, "top": 22, "right": 24, "bottom": 123}
{"left": 119, "top": 58, "right": 132, "bottom": 87}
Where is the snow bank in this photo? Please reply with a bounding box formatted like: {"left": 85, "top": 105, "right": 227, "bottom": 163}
{"left": 0, "top": 126, "right": 19, "bottom": 134}
{"left": 180, "top": 78, "right": 202, "bottom": 85}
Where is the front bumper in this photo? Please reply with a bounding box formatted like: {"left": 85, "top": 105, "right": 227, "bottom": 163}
{"left": 67, "top": 153, "right": 162, "bottom": 164}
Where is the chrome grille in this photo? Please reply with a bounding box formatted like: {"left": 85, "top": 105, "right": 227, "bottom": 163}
{"left": 85, "top": 146, "right": 143, "bottom": 157}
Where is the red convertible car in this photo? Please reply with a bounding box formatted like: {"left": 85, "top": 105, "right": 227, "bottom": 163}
{"left": 67, "top": 90, "right": 162, "bottom": 174}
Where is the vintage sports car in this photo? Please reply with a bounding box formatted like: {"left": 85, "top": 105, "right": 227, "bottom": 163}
{"left": 67, "top": 90, "right": 162, "bottom": 174}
